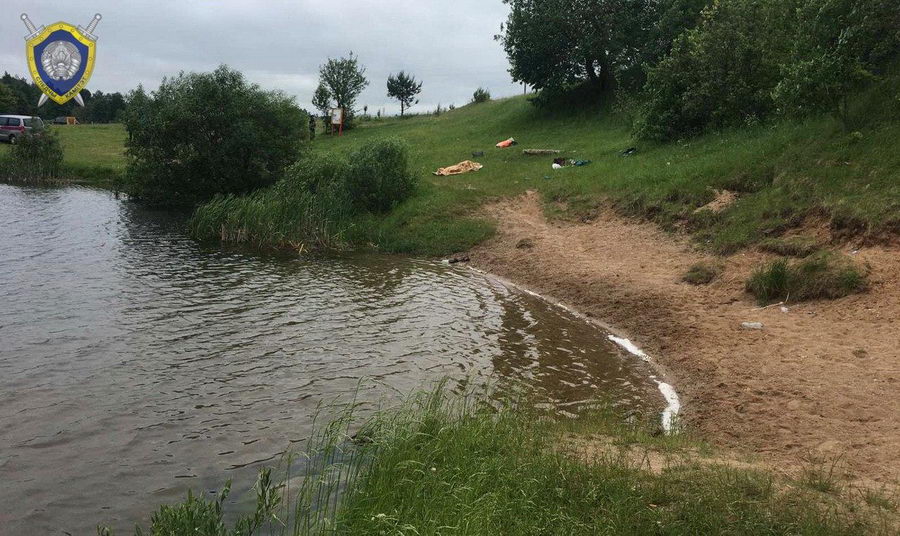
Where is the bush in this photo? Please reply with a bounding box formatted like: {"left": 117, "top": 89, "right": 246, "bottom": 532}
{"left": 635, "top": 0, "right": 790, "bottom": 140}
{"left": 346, "top": 138, "right": 416, "bottom": 213}
{"left": 123, "top": 66, "right": 308, "bottom": 208}
{"left": 2, "top": 129, "right": 64, "bottom": 180}
{"left": 746, "top": 253, "right": 868, "bottom": 304}
{"left": 472, "top": 87, "right": 491, "bottom": 104}
{"left": 773, "top": 0, "right": 900, "bottom": 129}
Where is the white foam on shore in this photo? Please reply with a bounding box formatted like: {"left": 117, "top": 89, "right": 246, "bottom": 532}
{"left": 607, "top": 335, "right": 682, "bottom": 433}
{"left": 464, "top": 266, "right": 683, "bottom": 434}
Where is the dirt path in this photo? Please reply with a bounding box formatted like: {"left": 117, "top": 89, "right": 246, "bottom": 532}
{"left": 469, "top": 191, "right": 900, "bottom": 485}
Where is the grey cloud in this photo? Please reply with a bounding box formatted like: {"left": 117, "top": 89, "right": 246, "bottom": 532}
{"left": 1, "top": 0, "right": 518, "bottom": 114}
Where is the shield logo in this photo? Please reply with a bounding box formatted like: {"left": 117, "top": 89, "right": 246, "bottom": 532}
{"left": 21, "top": 14, "right": 101, "bottom": 106}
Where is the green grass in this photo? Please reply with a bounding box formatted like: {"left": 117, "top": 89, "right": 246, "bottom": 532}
{"left": 746, "top": 253, "right": 869, "bottom": 305}
{"left": 759, "top": 237, "right": 823, "bottom": 258}
{"left": 303, "top": 94, "right": 900, "bottom": 256}
{"left": 107, "top": 387, "right": 896, "bottom": 535}
{"left": 0, "top": 123, "right": 126, "bottom": 187}
{"left": 682, "top": 262, "right": 723, "bottom": 285}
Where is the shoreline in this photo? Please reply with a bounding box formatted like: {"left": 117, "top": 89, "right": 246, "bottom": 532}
{"left": 468, "top": 265, "right": 683, "bottom": 433}
{"left": 466, "top": 190, "right": 900, "bottom": 487}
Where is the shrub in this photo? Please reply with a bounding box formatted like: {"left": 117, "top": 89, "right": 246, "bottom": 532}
{"left": 123, "top": 65, "right": 308, "bottom": 208}
{"left": 635, "top": 0, "right": 791, "bottom": 140}
{"left": 472, "top": 87, "right": 491, "bottom": 104}
{"left": 746, "top": 253, "right": 868, "bottom": 304}
{"left": 683, "top": 262, "right": 722, "bottom": 285}
{"left": 345, "top": 138, "right": 416, "bottom": 213}
{"left": 3, "top": 129, "right": 64, "bottom": 180}
{"left": 773, "top": 0, "right": 900, "bottom": 129}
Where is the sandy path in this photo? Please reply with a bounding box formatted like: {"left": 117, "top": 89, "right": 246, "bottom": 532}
{"left": 470, "top": 191, "right": 900, "bottom": 485}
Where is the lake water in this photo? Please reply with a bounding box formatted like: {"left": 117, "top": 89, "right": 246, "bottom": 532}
{"left": 0, "top": 184, "right": 663, "bottom": 534}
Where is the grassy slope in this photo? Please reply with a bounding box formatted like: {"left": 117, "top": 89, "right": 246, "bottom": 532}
{"left": 316, "top": 97, "right": 899, "bottom": 256}
{"left": 0, "top": 123, "right": 126, "bottom": 186}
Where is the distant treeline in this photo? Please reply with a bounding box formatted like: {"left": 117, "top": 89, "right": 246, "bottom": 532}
{"left": 500, "top": 0, "right": 900, "bottom": 139}
{"left": 0, "top": 72, "right": 127, "bottom": 123}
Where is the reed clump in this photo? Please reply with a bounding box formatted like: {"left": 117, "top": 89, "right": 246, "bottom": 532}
{"left": 189, "top": 138, "right": 415, "bottom": 250}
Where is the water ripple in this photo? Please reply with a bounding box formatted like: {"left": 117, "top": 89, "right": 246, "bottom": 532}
{"left": 0, "top": 184, "right": 661, "bottom": 534}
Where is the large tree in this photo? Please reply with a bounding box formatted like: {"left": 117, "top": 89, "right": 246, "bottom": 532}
{"left": 386, "top": 71, "right": 422, "bottom": 116}
{"left": 317, "top": 53, "right": 369, "bottom": 127}
{"left": 499, "top": 0, "right": 651, "bottom": 94}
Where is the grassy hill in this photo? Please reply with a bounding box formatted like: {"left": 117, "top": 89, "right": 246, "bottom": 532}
{"left": 311, "top": 95, "right": 899, "bottom": 256}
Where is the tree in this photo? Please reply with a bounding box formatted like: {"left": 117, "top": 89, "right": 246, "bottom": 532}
{"left": 386, "top": 71, "right": 422, "bottom": 116}
{"left": 312, "top": 83, "right": 332, "bottom": 119}
{"left": 123, "top": 65, "right": 308, "bottom": 207}
{"left": 317, "top": 53, "right": 369, "bottom": 128}
{"left": 0, "top": 82, "right": 16, "bottom": 112}
{"left": 499, "top": 0, "right": 650, "bottom": 95}
{"left": 773, "top": 0, "right": 900, "bottom": 129}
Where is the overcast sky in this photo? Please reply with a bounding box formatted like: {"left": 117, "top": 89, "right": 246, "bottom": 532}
{"left": 1, "top": 1, "right": 520, "bottom": 114}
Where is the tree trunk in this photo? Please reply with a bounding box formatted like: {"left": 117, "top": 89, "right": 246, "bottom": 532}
{"left": 597, "top": 50, "right": 614, "bottom": 92}
{"left": 585, "top": 59, "right": 597, "bottom": 82}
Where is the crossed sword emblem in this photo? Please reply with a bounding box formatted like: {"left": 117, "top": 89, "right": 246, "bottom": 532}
{"left": 21, "top": 13, "right": 102, "bottom": 107}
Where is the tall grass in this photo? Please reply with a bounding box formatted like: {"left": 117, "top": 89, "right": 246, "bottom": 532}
{"left": 103, "top": 385, "right": 894, "bottom": 535}
{"left": 189, "top": 139, "right": 416, "bottom": 251}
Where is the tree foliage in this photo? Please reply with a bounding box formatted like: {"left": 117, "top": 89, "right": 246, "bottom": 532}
{"left": 318, "top": 53, "right": 369, "bottom": 128}
{"left": 499, "top": 0, "right": 653, "bottom": 94}
{"left": 0, "top": 82, "right": 16, "bottom": 112}
{"left": 635, "top": 0, "right": 793, "bottom": 140}
{"left": 312, "top": 83, "right": 332, "bottom": 119}
{"left": 386, "top": 71, "right": 423, "bottom": 116}
{"left": 500, "top": 0, "right": 898, "bottom": 139}
{"left": 123, "top": 65, "right": 308, "bottom": 208}
{"left": 472, "top": 87, "right": 492, "bottom": 104}
{"left": 773, "top": 0, "right": 900, "bottom": 128}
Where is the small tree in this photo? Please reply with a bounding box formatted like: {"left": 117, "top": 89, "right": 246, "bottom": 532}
{"left": 7, "top": 130, "right": 64, "bottom": 179}
{"left": 318, "top": 53, "right": 369, "bottom": 128}
{"left": 386, "top": 71, "right": 423, "bottom": 116}
{"left": 312, "top": 83, "right": 332, "bottom": 119}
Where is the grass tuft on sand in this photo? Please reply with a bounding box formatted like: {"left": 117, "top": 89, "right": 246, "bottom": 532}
{"left": 746, "top": 253, "right": 869, "bottom": 305}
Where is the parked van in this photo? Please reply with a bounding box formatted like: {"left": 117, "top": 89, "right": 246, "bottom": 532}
{"left": 0, "top": 115, "right": 45, "bottom": 144}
